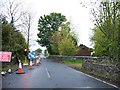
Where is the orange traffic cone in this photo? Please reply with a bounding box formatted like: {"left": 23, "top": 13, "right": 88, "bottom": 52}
{"left": 29, "top": 59, "right": 33, "bottom": 69}
{"left": 16, "top": 60, "right": 25, "bottom": 74}
{"left": 37, "top": 55, "right": 41, "bottom": 65}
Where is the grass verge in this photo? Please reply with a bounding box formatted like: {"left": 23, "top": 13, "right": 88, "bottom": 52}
{"left": 59, "top": 59, "right": 83, "bottom": 70}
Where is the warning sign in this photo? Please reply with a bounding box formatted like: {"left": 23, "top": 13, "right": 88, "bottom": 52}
{"left": 0, "top": 52, "right": 12, "bottom": 62}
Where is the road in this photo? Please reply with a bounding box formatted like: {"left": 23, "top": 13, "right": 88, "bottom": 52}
{"left": 2, "top": 58, "right": 119, "bottom": 90}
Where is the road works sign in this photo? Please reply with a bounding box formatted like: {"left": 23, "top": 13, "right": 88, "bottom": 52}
{"left": 28, "top": 52, "right": 35, "bottom": 59}
{"left": 0, "top": 52, "right": 12, "bottom": 62}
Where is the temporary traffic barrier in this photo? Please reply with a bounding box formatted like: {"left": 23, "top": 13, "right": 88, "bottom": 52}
{"left": 16, "top": 60, "right": 25, "bottom": 74}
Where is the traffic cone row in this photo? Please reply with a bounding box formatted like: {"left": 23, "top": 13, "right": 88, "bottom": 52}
{"left": 16, "top": 57, "right": 41, "bottom": 74}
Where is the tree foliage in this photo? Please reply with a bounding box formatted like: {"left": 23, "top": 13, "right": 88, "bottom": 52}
{"left": 37, "top": 12, "right": 67, "bottom": 54}
{"left": 35, "top": 48, "right": 42, "bottom": 55}
{"left": 50, "top": 22, "right": 79, "bottom": 55}
{"left": 2, "top": 0, "right": 26, "bottom": 28}
{"left": 91, "top": 1, "right": 120, "bottom": 61}
{"left": 91, "top": 27, "right": 109, "bottom": 57}
{"left": 50, "top": 31, "right": 61, "bottom": 55}
{"left": 2, "top": 17, "right": 27, "bottom": 62}
{"left": 58, "top": 37, "right": 79, "bottom": 56}
{"left": 2, "top": 0, "right": 35, "bottom": 50}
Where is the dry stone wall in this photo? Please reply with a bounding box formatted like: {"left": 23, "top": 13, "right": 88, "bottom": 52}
{"left": 82, "top": 59, "right": 120, "bottom": 82}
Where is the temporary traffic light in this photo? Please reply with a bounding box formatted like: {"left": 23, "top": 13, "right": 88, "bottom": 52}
{"left": 24, "top": 49, "right": 28, "bottom": 56}
{"left": 24, "top": 49, "right": 27, "bottom": 51}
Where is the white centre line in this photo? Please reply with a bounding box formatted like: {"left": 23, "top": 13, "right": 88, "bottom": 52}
{"left": 45, "top": 67, "right": 51, "bottom": 78}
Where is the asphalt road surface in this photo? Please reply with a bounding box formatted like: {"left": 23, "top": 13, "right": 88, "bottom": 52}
{"left": 2, "top": 58, "right": 120, "bottom": 90}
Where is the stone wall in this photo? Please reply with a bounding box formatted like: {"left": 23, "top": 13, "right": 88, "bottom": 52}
{"left": 49, "top": 55, "right": 100, "bottom": 61}
{"left": 82, "top": 59, "right": 120, "bottom": 82}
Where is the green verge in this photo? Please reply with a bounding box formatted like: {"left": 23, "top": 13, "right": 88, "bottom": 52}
{"left": 60, "top": 59, "right": 83, "bottom": 70}
{"left": 0, "top": 67, "right": 16, "bottom": 71}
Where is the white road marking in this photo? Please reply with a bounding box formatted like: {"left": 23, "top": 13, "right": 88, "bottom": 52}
{"left": 45, "top": 67, "right": 51, "bottom": 78}
{"left": 74, "top": 86, "right": 92, "bottom": 88}
{"left": 74, "top": 87, "right": 115, "bottom": 88}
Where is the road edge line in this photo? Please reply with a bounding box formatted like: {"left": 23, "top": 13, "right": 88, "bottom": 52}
{"left": 69, "top": 67, "right": 119, "bottom": 89}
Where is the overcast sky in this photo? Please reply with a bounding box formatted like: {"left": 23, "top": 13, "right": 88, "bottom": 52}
{"left": 2, "top": 0, "right": 97, "bottom": 51}
{"left": 24, "top": 0, "right": 96, "bottom": 51}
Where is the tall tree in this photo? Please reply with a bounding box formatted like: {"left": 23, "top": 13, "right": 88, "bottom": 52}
{"left": 50, "top": 22, "right": 78, "bottom": 55}
{"left": 2, "top": 0, "right": 26, "bottom": 28}
{"left": 58, "top": 37, "right": 79, "bottom": 56}
{"left": 37, "top": 12, "right": 67, "bottom": 54}
{"left": 91, "top": 27, "right": 109, "bottom": 57}
{"left": 91, "top": 1, "right": 120, "bottom": 61}
{"left": 2, "top": 0, "right": 36, "bottom": 51}
{"left": 21, "top": 11, "right": 34, "bottom": 49}
{"left": 2, "top": 17, "right": 27, "bottom": 61}
{"left": 50, "top": 31, "right": 61, "bottom": 55}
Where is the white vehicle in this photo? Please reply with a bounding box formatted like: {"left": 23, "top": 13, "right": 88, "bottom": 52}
{"left": 40, "top": 54, "right": 46, "bottom": 59}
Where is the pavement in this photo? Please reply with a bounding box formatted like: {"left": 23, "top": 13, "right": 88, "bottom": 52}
{"left": 1, "top": 58, "right": 120, "bottom": 90}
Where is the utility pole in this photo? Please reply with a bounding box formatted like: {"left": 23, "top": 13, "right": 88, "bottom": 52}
{"left": 27, "top": 22, "right": 30, "bottom": 50}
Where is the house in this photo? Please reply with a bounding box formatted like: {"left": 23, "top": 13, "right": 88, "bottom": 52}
{"left": 77, "top": 44, "right": 92, "bottom": 56}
